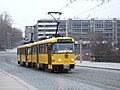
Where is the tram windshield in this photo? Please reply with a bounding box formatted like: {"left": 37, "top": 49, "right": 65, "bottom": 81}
{"left": 52, "top": 43, "right": 74, "bottom": 53}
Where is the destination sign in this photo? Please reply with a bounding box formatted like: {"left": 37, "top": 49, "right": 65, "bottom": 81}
{"left": 57, "top": 39, "right": 72, "bottom": 42}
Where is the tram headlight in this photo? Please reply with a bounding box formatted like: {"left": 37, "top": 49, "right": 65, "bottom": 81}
{"left": 71, "top": 58, "right": 74, "bottom": 62}
{"left": 58, "top": 58, "right": 62, "bottom": 62}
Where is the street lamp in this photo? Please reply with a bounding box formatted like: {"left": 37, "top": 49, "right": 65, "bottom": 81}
{"left": 80, "top": 38, "right": 82, "bottom": 63}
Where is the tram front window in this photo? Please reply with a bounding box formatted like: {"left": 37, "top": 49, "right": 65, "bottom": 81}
{"left": 52, "top": 43, "right": 74, "bottom": 53}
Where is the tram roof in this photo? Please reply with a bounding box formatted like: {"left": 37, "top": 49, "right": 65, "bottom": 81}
{"left": 17, "top": 43, "right": 32, "bottom": 49}
{"left": 33, "top": 37, "right": 75, "bottom": 46}
{"left": 17, "top": 37, "right": 75, "bottom": 49}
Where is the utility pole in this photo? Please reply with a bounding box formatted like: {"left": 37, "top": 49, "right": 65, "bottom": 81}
{"left": 80, "top": 38, "right": 82, "bottom": 63}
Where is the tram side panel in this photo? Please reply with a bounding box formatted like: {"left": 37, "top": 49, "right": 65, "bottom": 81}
{"left": 38, "top": 44, "right": 48, "bottom": 69}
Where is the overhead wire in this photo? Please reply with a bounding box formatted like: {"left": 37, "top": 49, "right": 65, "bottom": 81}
{"left": 46, "top": 0, "right": 104, "bottom": 19}
{"left": 85, "top": 0, "right": 120, "bottom": 18}
{"left": 73, "top": 0, "right": 111, "bottom": 18}
{"left": 58, "top": 0, "right": 107, "bottom": 11}
{"left": 41, "top": 0, "right": 111, "bottom": 20}
{"left": 57, "top": 0, "right": 111, "bottom": 19}
{"left": 57, "top": 0, "right": 79, "bottom": 19}
{"left": 58, "top": 0, "right": 77, "bottom": 11}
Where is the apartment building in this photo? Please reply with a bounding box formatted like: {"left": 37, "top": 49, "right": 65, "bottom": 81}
{"left": 25, "top": 18, "right": 120, "bottom": 44}
{"left": 25, "top": 26, "right": 35, "bottom": 41}
{"left": 34, "top": 19, "right": 58, "bottom": 41}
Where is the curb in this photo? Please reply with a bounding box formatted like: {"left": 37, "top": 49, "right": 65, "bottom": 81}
{"left": 75, "top": 65, "right": 120, "bottom": 71}
{"left": 0, "top": 69, "right": 38, "bottom": 90}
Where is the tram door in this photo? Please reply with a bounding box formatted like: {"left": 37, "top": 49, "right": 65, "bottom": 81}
{"left": 48, "top": 44, "right": 52, "bottom": 69}
{"left": 19, "top": 49, "right": 21, "bottom": 64}
{"left": 26, "top": 48, "right": 30, "bottom": 63}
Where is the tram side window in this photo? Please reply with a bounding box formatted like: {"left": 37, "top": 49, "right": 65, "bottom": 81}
{"left": 39, "top": 45, "right": 41, "bottom": 54}
{"left": 21, "top": 48, "right": 25, "bottom": 55}
{"left": 32, "top": 46, "right": 37, "bottom": 54}
{"left": 39, "top": 44, "right": 47, "bottom": 54}
{"left": 39, "top": 45, "right": 44, "bottom": 54}
{"left": 44, "top": 44, "right": 47, "bottom": 53}
{"left": 24, "top": 49, "right": 26, "bottom": 55}
{"left": 20, "top": 49, "right": 22, "bottom": 55}
{"left": 27, "top": 48, "right": 31, "bottom": 55}
{"left": 17, "top": 49, "right": 20, "bottom": 55}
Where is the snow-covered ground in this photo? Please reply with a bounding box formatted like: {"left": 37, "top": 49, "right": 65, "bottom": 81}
{"left": 6, "top": 48, "right": 17, "bottom": 53}
{"left": 0, "top": 48, "right": 17, "bottom": 53}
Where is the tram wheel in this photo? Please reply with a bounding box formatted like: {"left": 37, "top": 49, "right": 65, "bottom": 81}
{"left": 28, "top": 62, "right": 32, "bottom": 68}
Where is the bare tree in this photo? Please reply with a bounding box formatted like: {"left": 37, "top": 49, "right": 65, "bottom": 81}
{"left": 90, "top": 32, "right": 113, "bottom": 61}
{"left": 0, "top": 12, "right": 22, "bottom": 50}
{"left": 11, "top": 28, "right": 23, "bottom": 48}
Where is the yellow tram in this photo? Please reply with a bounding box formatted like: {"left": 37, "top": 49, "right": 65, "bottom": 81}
{"left": 17, "top": 43, "right": 32, "bottom": 67}
{"left": 17, "top": 37, "right": 75, "bottom": 72}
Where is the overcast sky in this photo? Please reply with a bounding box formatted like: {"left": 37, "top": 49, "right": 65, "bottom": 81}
{"left": 0, "top": 0, "right": 120, "bottom": 32}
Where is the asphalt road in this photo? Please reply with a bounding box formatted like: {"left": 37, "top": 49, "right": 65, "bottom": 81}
{"left": 0, "top": 53, "right": 120, "bottom": 90}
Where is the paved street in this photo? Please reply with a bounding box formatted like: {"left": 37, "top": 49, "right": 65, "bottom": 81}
{"left": 0, "top": 53, "right": 120, "bottom": 90}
